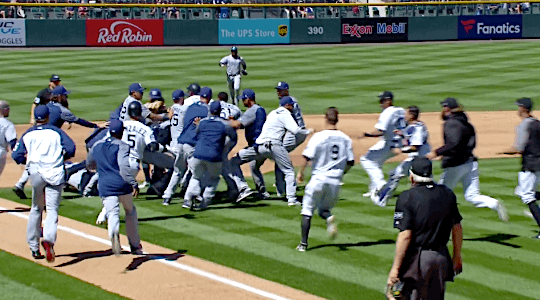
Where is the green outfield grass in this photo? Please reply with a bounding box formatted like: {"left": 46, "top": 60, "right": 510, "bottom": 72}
{"left": 0, "top": 250, "right": 127, "bottom": 300}
{"left": 3, "top": 40, "right": 540, "bottom": 124}
{"left": 2, "top": 158, "right": 539, "bottom": 300}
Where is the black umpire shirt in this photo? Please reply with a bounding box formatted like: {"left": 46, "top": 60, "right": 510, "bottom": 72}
{"left": 394, "top": 182, "right": 462, "bottom": 250}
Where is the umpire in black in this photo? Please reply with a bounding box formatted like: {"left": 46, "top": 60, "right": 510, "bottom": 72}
{"left": 387, "top": 157, "right": 463, "bottom": 300}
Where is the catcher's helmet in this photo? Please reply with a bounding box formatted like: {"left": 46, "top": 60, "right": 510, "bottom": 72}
{"left": 187, "top": 83, "right": 201, "bottom": 95}
{"left": 128, "top": 101, "right": 143, "bottom": 118}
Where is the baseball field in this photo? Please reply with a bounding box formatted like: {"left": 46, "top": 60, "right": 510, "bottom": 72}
{"left": 0, "top": 40, "right": 539, "bottom": 300}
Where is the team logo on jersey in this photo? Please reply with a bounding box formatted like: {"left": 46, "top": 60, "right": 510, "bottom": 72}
{"left": 278, "top": 25, "right": 288, "bottom": 37}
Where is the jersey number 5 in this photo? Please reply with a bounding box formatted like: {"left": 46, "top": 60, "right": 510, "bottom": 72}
{"left": 330, "top": 145, "right": 340, "bottom": 160}
{"left": 127, "top": 134, "right": 136, "bottom": 148}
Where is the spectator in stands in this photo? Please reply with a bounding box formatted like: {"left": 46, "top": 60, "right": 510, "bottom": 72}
{"left": 66, "top": 0, "right": 76, "bottom": 19}
{"left": 79, "top": 0, "right": 89, "bottom": 18}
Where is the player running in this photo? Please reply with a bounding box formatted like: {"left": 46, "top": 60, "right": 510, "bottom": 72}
{"left": 87, "top": 120, "right": 143, "bottom": 255}
{"left": 371, "top": 106, "right": 431, "bottom": 207}
{"left": 295, "top": 107, "right": 354, "bottom": 252}
{"left": 12, "top": 105, "right": 76, "bottom": 262}
{"left": 360, "top": 91, "right": 406, "bottom": 198}
{"left": 220, "top": 46, "right": 247, "bottom": 105}
{"left": 0, "top": 101, "right": 17, "bottom": 180}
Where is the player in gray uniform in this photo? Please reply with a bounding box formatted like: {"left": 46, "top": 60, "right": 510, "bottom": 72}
{"left": 0, "top": 101, "right": 17, "bottom": 180}
{"left": 220, "top": 46, "right": 247, "bottom": 105}
{"left": 274, "top": 81, "right": 308, "bottom": 197}
{"left": 371, "top": 106, "right": 431, "bottom": 207}
{"left": 501, "top": 98, "right": 540, "bottom": 238}
{"left": 162, "top": 89, "right": 188, "bottom": 204}
{"left": 231, "top": 96, "right": 311, "bottom": 206}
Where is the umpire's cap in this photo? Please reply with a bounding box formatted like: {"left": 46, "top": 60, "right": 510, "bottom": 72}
{"left": 440, "top": 97, "right": 459, "bottom": 109}
{"left": 129, "top": 83, "right": 146, "bottom": 95}
{"left": 34, "top": 105, "right": 49, "bottom": 121}
{"left": 172, "top": 89, "right": 185, "bottom": 101}
{"left": 378, "top": 91, "right": 393, "bottom": 101}
{"left": 128, "top": 101, "right": 143, "bottom": 118}
{"left": 231, "top": 46, "right": 238, "bottom": 52}
{"left": 200, "top": 87, "right": 213, "bottom": 99}
{"left": 50, "top": 74, "right": 61, "bottom": 82}
{"left": 149, "top": 88, "right": 163, "bottom": 101}
{"left": 109, "top": 119, "right": 124, "bottom": 135}
{"left": 241, "top": 89, "right": 255, "bottom": 100}
{"left": 516, "top": 98, "right": 533, "bottom": 110}
{"left": 410, "top": 156, "right": 432, "bottom": 178}
{"left": 187, "top": 83, "right": 201, "bottom": 95}
{"left": 52, "top": 86, "right": 71, "bottom": 96}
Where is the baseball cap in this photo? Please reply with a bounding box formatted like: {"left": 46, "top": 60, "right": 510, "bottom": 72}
{"left": 275, "top": 81, "right": 289, "bottom": 90}
{"left": 172, "top": 89, "right": 185, "bottom": 101}
{"left": 210, "top": 101, "right": 221, "bottom": 115}
{"left": 440, "top": 97, "right": 459, "bottom": 109}
{"left": 109, "top": 119, "right": 124, "bottom": 135}
{"left": 241, "top": 89, "right": 255, "bottom": 100}
{"left": 516, "top": 97, "right": 533, "bottom": 110}
{"left": 231, "top": 46, "right": 238, "bottom": 52}
{"left": 149, "top": 88, "right": 163, "bottom": 100}
{"left": 200, "top": 87, "right": 213, "bottom": 99}
{"left": 50, "top": 74, "right": 61, "bottom": 82}
{"left": 51, "top": 85, "right": 71, "bottom": 96}
{"left": 34, "top": 105, "right": 49, "bottom": 121}
{"left": 378, "top": 91, "right": 393, "bottom": 101}
{"left": 129, "top": 83, "right": 146, "bottom": 94}
{"left": 410, "top": 156, "right": 432, "bottom": 178}
{"left": 279, "top": 96, "right": 294, "bottom": 107}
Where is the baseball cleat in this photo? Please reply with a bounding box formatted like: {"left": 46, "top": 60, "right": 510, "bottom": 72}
{"left": 362, "top": 191, "right": 372, "bottom": 198}
{"left": 95, "top": 210, "right": 107, "bottom": 225}
{"left": 182, "top": 198, "right": 192, "bottom": 209}
{"left": 326, "top": 216, "right": 338, "bottom": 240}
{"left": 130, "top": 245, "right": 144, "bottom": 255}
{"left": 260, "top": 191, "right": 270, "bottom": 200}
{"left": 296, "top": 243, "right": 307, "bottom": 252}
{"left": 288, "top": 200, "right": 301, "bottom": 207}
{"left": 41, "top": 241, "right": 55, "bottom": 263}
{"left": 32, "top": 250, "right": 43, "bottom": 259}
{"left": 13, "top": 186, "right": 27, "bottom": 200}
{"left": 236, "top": 188, "right": 254, "bottom": 203}
{"left": 111, "top": 234, "right": 121, "bottom": 256}
{"left": 162, "top": 198, "right": 171, "bottom": 206}
{"left": 496, "top": 203, "right": 509, "bottom": 222}
{"left": 370, "top": 190, "right": 386, "bottom": 207}
{"left": 138, "top": 181, "right": 149, "bottom": 189}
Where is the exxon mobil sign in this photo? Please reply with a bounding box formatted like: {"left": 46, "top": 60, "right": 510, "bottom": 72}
{"left": 458, "top": 15, "right": 522, "bottom": 40}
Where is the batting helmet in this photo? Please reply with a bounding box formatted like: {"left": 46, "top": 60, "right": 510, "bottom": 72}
{"left": 128, "top": 101, "right": 143, "bottom": 118}
{"left": 187, "top": 83, "right": 201, "bottom": 95}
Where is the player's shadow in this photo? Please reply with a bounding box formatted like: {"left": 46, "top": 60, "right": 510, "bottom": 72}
{"left": 0, "top": 207, "right": 30, "bottom": 213}
{"left": 309, "top": 239, "right": 395, "bottom": 251}
{"left": 55, "top": 249, "right": 120, "bottom": 267}
{"left": 124, "top": 250, "right": 187, "bottom": 271}
{"left": 464, "top": 233, "right": 521, "bottom": 248}
{"left": 127, "top": 214, "right": 196, "bottom": 223}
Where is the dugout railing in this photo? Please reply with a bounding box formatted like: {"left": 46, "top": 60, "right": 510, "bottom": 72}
{"left": 1, "top": 0, "right": 538, "bottom": 19}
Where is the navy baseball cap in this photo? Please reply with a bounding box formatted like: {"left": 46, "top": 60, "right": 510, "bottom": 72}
{"left": 378, "top": 91, "right": 393, "bottom": 101}
{"left": 149, "top": 88, "right": 163, "bottom": 100}
{"left": 172, "top": 89, "right": 185, "bottom": 101}
{"left": 231, "top": 46, "right": 238, "bottom": 52}
{"left": 279, "top": 96, "right": 294, "bottom": 107}
{"left": 241, "top": 89, "right": 255, "bottom": 100}
{"left": 440, "top": 97, "right": 459, "bottom": 109}
{"left": 275, "top": 81, "right": 289, "bottom": 90}
{"left": 210, "top": 101, "right": 221, "bottom": 115}
{"left": 109, "top": 119, "right": 124, "bottom": 135}
{"left": 516, "top": 97, "right": 533, "bottom": 110}
{"left": 51, "top": 86, "right": 71, "bottom": 96}
{"left": 410, "top": 156, "right": 432, "bottom": 178}
{"left": 50, "top": 74, "right": 61, "bottom": 82}
{"left": 200, "top": 87, "right": 213, "bottom": 99}
{"left": 129, "top": 83, "right": 145, "bottom": 94}
{"left": 34, "top": 105, "right": 49, "bottom": 121}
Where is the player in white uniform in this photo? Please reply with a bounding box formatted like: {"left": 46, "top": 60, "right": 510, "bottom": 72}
{"left": 162, "top": 89, "right": 187, "bottom": 204}
{"left": 0, "top": 101, "right": 17, "bottom": 179}
{"left": 183, "top": 83, "right": 201, "bottom": 107}
{"left": 371, "top": 106, "right": 431, "bottom": 207}
{"left": 360, "top": 91, "right": 406, "bottom": 197}
{"left": 119, "top": 83, "right": 167, "bottom": 123}
{"left": 295, "top": 107, "right": 354, "bottom": 252}
{"left": 219, "top": 46, "right": 247, "bottom": 105}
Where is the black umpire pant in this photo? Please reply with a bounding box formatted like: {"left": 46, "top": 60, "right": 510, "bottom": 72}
{"left": 402, "top": 250, "right": 450, "bottom": 300}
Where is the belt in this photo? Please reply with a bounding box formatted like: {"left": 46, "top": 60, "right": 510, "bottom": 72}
{"left": 227, "top": 73, "right": 240, "bottom": 77}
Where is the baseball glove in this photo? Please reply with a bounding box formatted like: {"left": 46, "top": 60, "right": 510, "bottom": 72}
{"left": 241, "top": 70, "right": 248, "bottom": 76}
{"left": 145, "top": 100, "right": 165, "bottom": 114}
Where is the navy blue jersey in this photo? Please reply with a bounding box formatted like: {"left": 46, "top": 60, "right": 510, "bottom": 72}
{"left": 193, "top": 116, "right": 237, "bottom": 162}
{"left": 47, "top": 102, "right": 97, "bottom": 129}
{"left": 178, "top": 102, "right": 209, "bottom": 146}
{"left": 86, "top": 137, "right": 135, "bottom": 198}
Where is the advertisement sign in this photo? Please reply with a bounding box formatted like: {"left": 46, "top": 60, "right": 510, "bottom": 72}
{"left": 0, "top": 19, "right": 25, "bottom": 46}
{"left": 290, "top": 19, "right": 341, "bottom": 44}
{"left": 341, "top": 17, "right": 407, "bottom": 43}
{"left": 86, "top": 20, "right": 163, "bottom": 46}
{"left": 218, "top": 19, "right": 290, "bottom": 45}
{"left": 458, "top": 15, "right": 522, "bottom": 40}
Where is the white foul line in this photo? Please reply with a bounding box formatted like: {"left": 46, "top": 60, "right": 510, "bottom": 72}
{"left": 0, "top": 206, "right": 293, "bottom": 300}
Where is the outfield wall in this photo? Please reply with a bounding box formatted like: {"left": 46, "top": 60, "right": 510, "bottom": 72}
{"left": 0, "top": 15, "right": 535, "bottom": 47}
